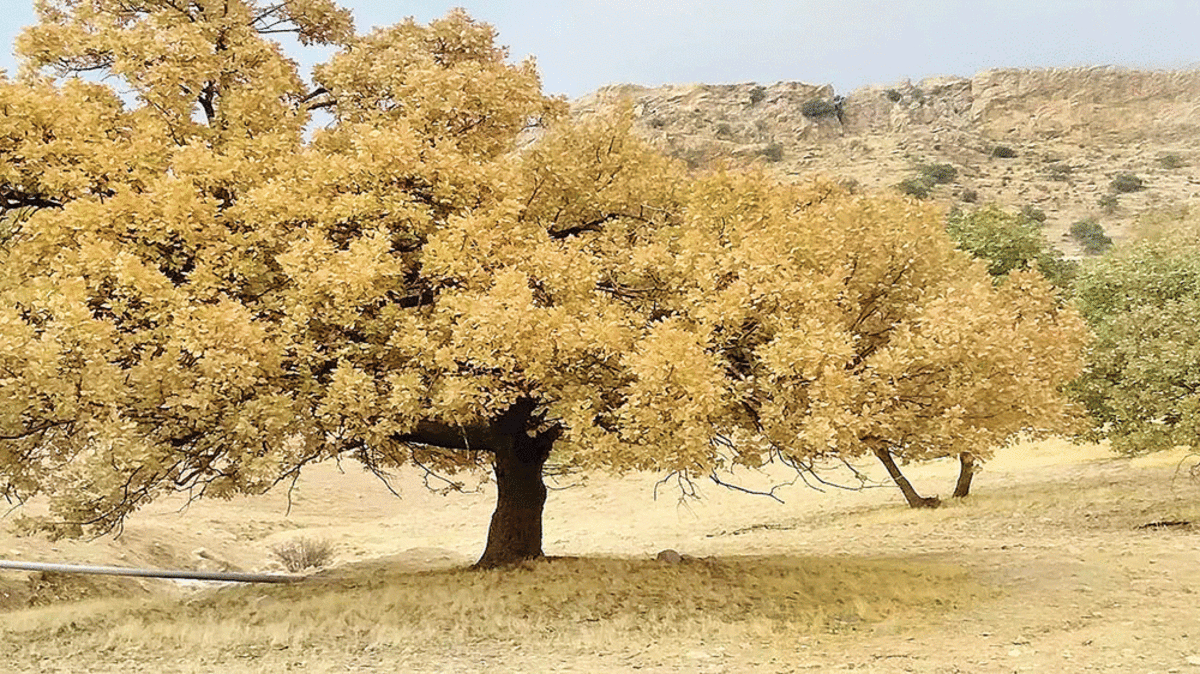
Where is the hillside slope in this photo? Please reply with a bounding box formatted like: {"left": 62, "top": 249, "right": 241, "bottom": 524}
{"left": 573, "top": 67, "right": 1200, "bottom": 255}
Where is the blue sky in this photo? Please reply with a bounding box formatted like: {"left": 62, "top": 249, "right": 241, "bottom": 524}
{"left": 1, "top": 0, "right": 1197, "bottom": 97}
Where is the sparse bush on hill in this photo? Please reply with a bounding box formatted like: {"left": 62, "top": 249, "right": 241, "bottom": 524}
{"left": 1158, "top": 154, "right": 1185, "bottom": 170}
{"left": 885, "top": 89, "right": 902, "bottom": 103}
{"left": 272, "top": 537, "right": 334, "bottom": 572}
{"left": 749, "top": 85, "right": 767, "bottom": 106}
{"left": 919, "top": 162, "right": 958, "bottom": 185}
{"left": 1070, "top": 218, "right": 1113, "bottom": 254}
{"left": 1046, "top": 163, "right": 1073, "bottom": 181}
{"left": 896, "top": 163, "right": 957, "bottom": 200}
{"left": 1110, "top": 172, "right": 1145, "bottom": 193}
{"left": 960, "top": 188, "right": 978, "bottom": 203}
{"left": 991, "top": 145, "right": 1018, "bottom": 159}
{"left": 1099, "top": 193, "right": 1119, "bottom": 214}
{"left": 801, "top": 97, "right": 838, "bottom": 119}
{"left": 897, "top": 177, "right": 933, "bottom": 199}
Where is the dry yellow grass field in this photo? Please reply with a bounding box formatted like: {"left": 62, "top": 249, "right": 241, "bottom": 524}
{"left": 1, "top": 439, "right": 1198, "bottom": 673}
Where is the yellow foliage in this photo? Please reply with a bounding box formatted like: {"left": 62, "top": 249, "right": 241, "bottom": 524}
{"left": 0, "top": 1, "right": 1087, "bottom": 535}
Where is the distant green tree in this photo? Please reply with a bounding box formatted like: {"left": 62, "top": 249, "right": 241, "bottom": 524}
{"left": 945, "top": 205, "right": 1076, "bottom": 291}
{"left": 1071, "top": 225, "right": 1200, "bottom": 454}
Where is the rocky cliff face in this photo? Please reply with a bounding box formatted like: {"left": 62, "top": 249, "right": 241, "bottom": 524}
{"left": 572, "top": 67, "right": 1200, "bottom": 256}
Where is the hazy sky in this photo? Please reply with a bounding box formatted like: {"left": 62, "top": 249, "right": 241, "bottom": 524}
{"left": 1, "top": 0, "right": 1197, "bottom": 97}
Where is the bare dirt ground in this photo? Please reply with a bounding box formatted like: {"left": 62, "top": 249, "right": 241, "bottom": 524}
{"left": 1, "top": 439, "right": 1198, "bottom": 673}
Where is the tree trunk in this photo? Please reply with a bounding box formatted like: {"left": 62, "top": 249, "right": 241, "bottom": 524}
{"left": 952, "top": 451, "right": 976, "bottom": 498}
{"left": 474, "top": 432, "right": 554, "bottom": 569}
{"left": 873, "top": 447, "right": 941, "bottom": 509}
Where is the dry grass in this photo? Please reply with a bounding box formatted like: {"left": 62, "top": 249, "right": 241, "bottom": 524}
{"left": 0, "top": 554, "right": 988, "bottom": 660}
{"left": 3, "top": 440, "right": 1199, "bottom": 672}
{"left": 270, "top": 536, "right": 334, "bottom": 572}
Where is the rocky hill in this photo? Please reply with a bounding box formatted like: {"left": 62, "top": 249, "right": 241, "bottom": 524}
{"left": 571, "top": 67, "right": 1200, "bottom": 256}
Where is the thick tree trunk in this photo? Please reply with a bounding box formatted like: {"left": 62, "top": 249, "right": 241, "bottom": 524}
{"left": 952, "top": 451, "right": 976, "bottom": 498}
{"left": 873, "top": 447, "right": 941, "bottom": 509}
{"left": 474, "top": 432, "right": 554, "bottom": 569}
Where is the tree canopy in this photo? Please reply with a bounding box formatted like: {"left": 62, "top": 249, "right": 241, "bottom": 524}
{"left": 1072, "top": 216, "right": 1200, "bottom": 454}
{"left": 0, "top": 0, "right": 1087, "bottom": 566}
{"left": 945, "top": 204, "right": 1077, "bottom": 291}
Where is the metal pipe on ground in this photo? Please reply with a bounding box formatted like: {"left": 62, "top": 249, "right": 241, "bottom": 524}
{"left": 0, "top": 559, "right": 303, "bottom": 583}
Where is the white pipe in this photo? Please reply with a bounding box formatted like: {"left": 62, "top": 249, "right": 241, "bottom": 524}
{"left": 0, "top": 559, "right": 302, "bottom": 583}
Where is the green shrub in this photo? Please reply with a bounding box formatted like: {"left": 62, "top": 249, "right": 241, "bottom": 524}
{"left": 945, "top": 205, "right": 1076, "bottom": 290}
{"left": 801, "top": 98, "right": 838, "bottom": 119}
{"left": 1046, "top": 163, "right": 1073, "bottom": 181}
{"left": 897, "top": 177, "right": 933, "bottom": 199}
{"left": 749, "top": 86, "right": 767, "bottom": 106}
{"left": 1158, "top": 154, "right": 1185, "bottom": 170}
{"left": 715, "top": 122, "right": 733, "bottom": 138}
{"left": 885, "top": 89, "right": 902, "bottom": 103}
{"left": 991, "top": 145, "right": 1018, "bottom": 159}
{"left": 960, "top": 189, "right": 979, "bottom": 203}
{"left": 919, "top": 163, "right": 957, "bottom": 185}
{"left": 1099, "top": 194, "right": 1119, "bottom": 214}
{"left": 1110, "top": 172, "right": 1145, "bottom": 193}
{"left": 1070, "top": 218, "right": 1113, "bottom": 255}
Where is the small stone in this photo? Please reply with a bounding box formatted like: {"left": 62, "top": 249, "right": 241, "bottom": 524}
{"left": 1185, "top": 655, "right": 1200, "bottom": 666}
{"left": 656, "top": 549, "right": 683, "bottom": 564}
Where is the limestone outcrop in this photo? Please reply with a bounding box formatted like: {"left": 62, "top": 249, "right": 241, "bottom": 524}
{"left": 571, "top": 67, "right": 1200, "bottom": 255}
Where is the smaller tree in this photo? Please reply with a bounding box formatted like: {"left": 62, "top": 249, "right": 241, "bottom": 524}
{"left": 935, "top": 205, "right": 1084, "bottom": 497}
{"left": 1072, "top": 219, "right": 1200, "bottom": 454}
{"left": 946, "top": 205, "right": 1076, "bottom": 293}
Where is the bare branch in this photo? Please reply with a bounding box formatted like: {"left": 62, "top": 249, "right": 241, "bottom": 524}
{"left": 708, "top": 471, "right": 786, "bottom": 503}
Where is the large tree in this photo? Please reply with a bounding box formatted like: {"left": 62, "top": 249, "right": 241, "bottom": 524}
{"left": 0, "top": 0, "right": 1086, "bottom": 566}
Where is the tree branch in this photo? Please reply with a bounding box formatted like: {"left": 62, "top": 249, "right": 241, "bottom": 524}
{"left": 547, "top": 213, "right": 619, "bottom": 239}
{"left": 709, "top": 471, "right": 786, "bottom": 503}
{"left": 0, "top": 188, "right": 62, "bottom": 212}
